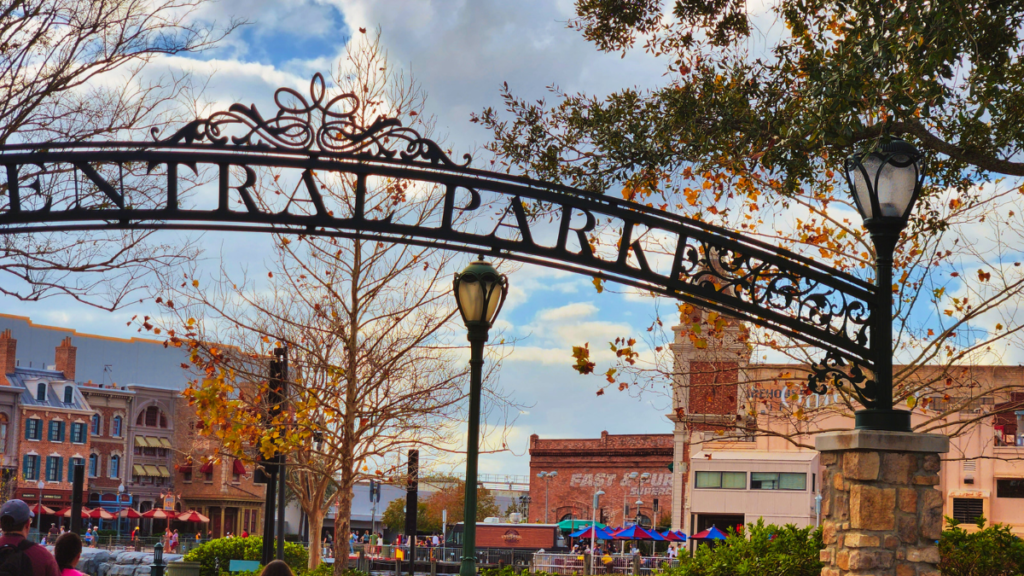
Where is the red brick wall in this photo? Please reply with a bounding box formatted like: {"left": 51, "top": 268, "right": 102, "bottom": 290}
{"left": 528, "top": 432, "right": 673, "bottom": 527}
{"left": 87, "top": 405, "right": 126, "bottom": 492}
{"left": 688, "top": 361, "right": 738, "bottom": 432}
{"left": 54, "top": 337, "right": 76, "bottom": 382}
{"left": 0, "top": 330, "right": 15, "bottom": 386}
{"left": 16, "top": 407, "right": 92, "bottom": 507}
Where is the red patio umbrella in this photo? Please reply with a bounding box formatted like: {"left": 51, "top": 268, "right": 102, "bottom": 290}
{"left": 29, "top": 504, "right": 56, "bottom": 516}
{"left": 141, "top": 509, "right": 172, "bottom": 520}
{"left": 55, "top": 507, "right": 92, "bottom": 518}
{"left": 178, "top": 510, "right": 210, "bottom": 523}
{"left": 120, "top": 508, "right": 142, "bottom": 519}
{"left": 88, "top": 508, "right": 115, "bottom": 520}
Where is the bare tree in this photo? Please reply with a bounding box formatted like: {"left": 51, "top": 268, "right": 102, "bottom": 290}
{"left": 147, "top": 31, "right": 520, "bottom": 572}
{"left": 0, "top": 0, "right": 240, "bottom": 309}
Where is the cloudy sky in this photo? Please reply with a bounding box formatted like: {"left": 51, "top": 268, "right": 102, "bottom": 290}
{"left": 0, "top": 0, "right": 699, "bottom": 478}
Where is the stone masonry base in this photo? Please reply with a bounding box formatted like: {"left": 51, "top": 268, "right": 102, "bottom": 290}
{"left": 815, "top": 430, "right": 949, "bottom": 576}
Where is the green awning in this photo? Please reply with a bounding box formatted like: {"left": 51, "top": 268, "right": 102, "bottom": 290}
{"left": 558, "top": 519, "right": 607, "bottom": 531}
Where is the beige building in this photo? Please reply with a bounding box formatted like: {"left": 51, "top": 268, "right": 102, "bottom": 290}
{"left": 671, "top": 310, "right": 1024, "bottom": 537}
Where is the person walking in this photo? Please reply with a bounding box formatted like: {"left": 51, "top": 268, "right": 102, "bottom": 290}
{"left": 0, "top": 499, "right": 60, "bottom": 576}
{"left": 170, "top": 529, "right": 179, "bottom": 553}
{"left": 47, "top": 524, "right": 58, "bottom": 545}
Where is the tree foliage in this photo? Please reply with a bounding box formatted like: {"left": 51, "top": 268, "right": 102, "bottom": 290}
{"left": 380, "top": 479, "right": 500, "bottom": 535}
{"left": 476, "top": 0, "right": 1024, "bottom": 441}
{"left": 668, "top": 520, "right": 823, "bottom": 576}
{"left": 0, "top": 0, "right": 238, "bottom": 309}
{"left": 939, "top": 517, "right": 1024, "bottom": 576}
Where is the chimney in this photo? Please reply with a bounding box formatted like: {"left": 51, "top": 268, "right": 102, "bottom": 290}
{"left": 55, "top": 336, "right": 77, "bottom": 381}
{"left": 0, "top": 330, "right": 15, "bottom": 385}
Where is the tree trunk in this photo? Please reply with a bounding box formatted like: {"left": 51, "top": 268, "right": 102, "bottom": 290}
{"left": 307, "top": 507, "right": 325, "bottom": 570}
{"left": 333, "top": 491, "right": 353, "bottom": 575}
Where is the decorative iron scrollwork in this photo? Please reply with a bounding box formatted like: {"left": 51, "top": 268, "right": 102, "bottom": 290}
{"left": 808, "top": 350, "right": 875, "bottom": 406}
{"left": 155, "top": 73, "right": 470, "bottom": 167}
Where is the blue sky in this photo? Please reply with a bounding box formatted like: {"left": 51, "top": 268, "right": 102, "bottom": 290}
{"left": 0, "top": 0, "right": 683, "bottom": 477}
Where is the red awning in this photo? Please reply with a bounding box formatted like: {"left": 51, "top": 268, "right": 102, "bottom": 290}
{"left": 199, "top": 461, "right": 213, "bottom": 474}
{"left": 232, "top": 459, "right": 246, "bottom": 476}
{"left": 177, "top": 460, "right": 193, "bottom": 474}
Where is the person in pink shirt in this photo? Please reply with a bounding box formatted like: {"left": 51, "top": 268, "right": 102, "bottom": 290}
{"left": 54, "top": 532, "right": 84, "bottom": 576}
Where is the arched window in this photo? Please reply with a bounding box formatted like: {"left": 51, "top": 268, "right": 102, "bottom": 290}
{"left": 88, "top": 453, "right": 98, "bottom": 478}
{"left": 36, "top": 383, "right": 46, "bottom": 402}
{"left": 137, "top": 406, "right": 168, "bottom": 429}
{"left": 63, "top": 386, "right": 73, "bottom": 404}
{"left": 110, "top": 455, "right": 121, "bottom": 478}
{"left": 90, "top": 414, "right": 101, "bottom": 436}
{"left": 112, "top": 416, "right": 123, "bottom": 437}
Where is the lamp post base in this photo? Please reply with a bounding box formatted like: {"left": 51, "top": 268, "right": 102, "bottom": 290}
{"left": 854, "top": 409, "right": 911, "bottom": 432}
{"left": 459, "top": 556, "right": 476, "bottom": 576}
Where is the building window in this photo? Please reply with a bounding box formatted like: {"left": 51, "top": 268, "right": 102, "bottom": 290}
{"left": 997, "top": 479, "right": 1024, "bottom": 498}
{"left": 63, "top": 386, "right": 73, "bottom": 404}
{"left": 110, "top": 455, "right": 121, "bottom": 479}
{"left": 36, "top": 383, "right": 46, "bottom": 402}
{"left": 24, "top": 418, "right": 42, "bottom": 440}
{"left": 750, "top": 472, "right": 807, "bottom": 491}
{"left": 137, "top": 406, "right": 168, "bottom": 428}
{"left": 22, "top": 454, "right": 40, "bottom": 480}
{"left": 69, "top": 457, "right": 84, "bottom": 482}
{"left": 952, "top": 498, "right": 984, "bottom": 523}
{"left": 45, "top": 456, "right": 63, "bottom": 482}
{"left": 70, "top": 422, "right": 86, "bottom": 444}
{"left": 90, "top": 414, "right": 101, "bottom": 436}
{"left": 694, "top": 471, "right": 747, "bottom": 489}
{"left": 112, "top": 416, "right": 123, "bottom": 437}
{"left": 88, "top": 454, "right": 99, "bottom": 478}
{"left": 48, "top": 420, "right": 65, "bottom": 443}
{"left": 183, "top": 471, "right": 193, "bottom": 483}
{"left": 0, "top": 413, "right": 7, "bottom": 452}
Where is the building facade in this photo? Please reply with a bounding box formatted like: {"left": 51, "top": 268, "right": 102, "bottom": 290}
{"left": 528, "top": 431, "right": 673, "bottom": 528}
{"left": 80, "top": 383, "right": 134, "bottom": 523}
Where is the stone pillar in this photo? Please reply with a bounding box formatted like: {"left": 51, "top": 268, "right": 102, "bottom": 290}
{"left": 816, "top": 430, "right": 948, "bottom": 576}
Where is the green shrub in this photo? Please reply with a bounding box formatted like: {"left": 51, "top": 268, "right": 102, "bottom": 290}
{"left": 666, "top": 519, "right": 823, "bottom": 576}
{"left": 183, "top": 536, "right": 308, "bottom": 576}
{"left": 939, "top": 517, "right": 1024, "bottom": 576}
{"left": 304, "top": 564, "right": 368, "bottom": 576}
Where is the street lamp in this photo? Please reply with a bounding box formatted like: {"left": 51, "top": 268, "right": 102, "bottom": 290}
{"left": 537, "top": 471, "right": 557, "bottom": 523}
{"left": 117, "top": 484, "right": 125, "bottom": 540}
{"left": 590, "top": 489, "right": 605, "bottom": 576}
{"left": 453, "top": 256, "right": 509, "bottom": 576}
{"left": 36, "top": 480, "right": 45, "bottom": 536}
{"left": 844, "top": 137, "right": 924, "bottom": 432}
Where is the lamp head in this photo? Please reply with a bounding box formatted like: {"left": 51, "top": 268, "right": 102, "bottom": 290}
{"left": 845, "top": 138, "right": 923, "bottom": 226}
{"left": 453, "top": 257, "right": 508, "bottom": 327}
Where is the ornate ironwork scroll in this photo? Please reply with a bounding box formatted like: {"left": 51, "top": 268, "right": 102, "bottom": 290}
{"left": 0, "top": 74, "right": 880, "bottom": 402}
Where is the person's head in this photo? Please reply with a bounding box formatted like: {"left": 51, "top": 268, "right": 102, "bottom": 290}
{"left": 0, "top": 499, "right": 34, "bottom": 536}
{"left": 260, "top": 559, "right": 295, "bottom": 576}
{"left": 55, "top": 532, "right": 83, "bottom": 569}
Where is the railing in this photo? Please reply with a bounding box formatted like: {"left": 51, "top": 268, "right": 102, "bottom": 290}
{"left": 28, "top": 533, "right": 212, "bottom": 554}
{"left": 533, "top": 553, "right": 678, "bottom": 575}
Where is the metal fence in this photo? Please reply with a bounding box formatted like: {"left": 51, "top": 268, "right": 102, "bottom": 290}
{"left": 533, "top": 553, "right": 678, "bottom": 575}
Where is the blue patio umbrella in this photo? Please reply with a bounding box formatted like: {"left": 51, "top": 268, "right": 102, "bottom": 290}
{"left": 570, "top": 525, "right": 616, "bottom": 540}
{"left": 692, "top": 526, "right": 727, "bottom": 540}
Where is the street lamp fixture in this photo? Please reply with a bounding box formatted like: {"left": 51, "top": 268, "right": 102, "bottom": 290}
{"left": 590, "top": 490, "right": 605, "bottom": 576}
{"left": 36, "top": 480, "right": 45, "bottom": 535}
{"left": 117, "top": 483, "right": 125, "bottom": 540}
{"left": 537, "top": 471, "right": 557, "bottom": 523}
{"left": 844, "top": 137, "right": 924, "bottom": 432}
{"left": 453, "top": 256, "right": 509, "bottom": 576}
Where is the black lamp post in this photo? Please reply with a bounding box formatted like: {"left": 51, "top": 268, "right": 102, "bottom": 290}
{"left": 844, "top": 137, "right": 925, "bottom": 432}
{"left": 453, "top": 256, "right": 508, "bottom": 576}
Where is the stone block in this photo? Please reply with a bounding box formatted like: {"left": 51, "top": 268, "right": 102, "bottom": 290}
{"left": 835, "top": 493, "right": 850, "bottom": 521}
{"left": 920, "top": 488, "right": 943, "bottom": 510}
{"left": 913, "top": 474, "right": 940, "bottom": 485}
{"left": 822, "top": 492, "right": 831, "bottom": 516}
{"left": 820, "top": 548, "right": 832, "bottom": 563}
{"left": 898, "top": 515, "right": 919, "bottom": 544}
{"left": 882, "top": 453, "right": 917, "bottom": 485}
{"left": 823, "top": 521, "right": 837, "bottom": 544}
{"left": 884, "top": 535, "right": 901, "bottom": 549}
{"left": 896, "top": 562, "right": 916, "bottom": 576}
{"left": 844, "top": 451, "right": 880, "bottom": 481}
{"left": 833, "top": 472, "right": 846, "bottom": 491}
{"left": 899, "top": 487, "right": 918, "bottom": 513}
{"left": 821, "top": 569, "right": 840, "bottom": 576}
{"left": 845, "top": 533, "right": 880, "bottom": 548}
{"left": 821, "top": 452, "right": 837, "bottom": 465}
{"left": 924, "top": 454, "right": 941, "bottom": 472}
{"left": 907, "top": 547, "right": 941, "bottom": 564}
{"left": 851, "top": 484, "right": 896, "bottom": 530}
{"left": 922, "top": 504, "right": 944, "bottom": 540}
{"left": 848, "top": 549, "right": 876, "bottom": 570}
{"left": 920, "top": 571, "right": 942, "bottom": 576}
{"left": 836, "top": 549, "right": 850, "bottom": 570}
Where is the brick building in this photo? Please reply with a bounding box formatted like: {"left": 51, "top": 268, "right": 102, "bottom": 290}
{"left": 125, "top": 385, "right": 178, "bottom": 532}
{"left": 81, "top": 383, "right": 134, "bottom": 527}
{"left": 175, "top": 396, "right": 265, "bottom": 537}
{"left": 528, "top": 431, "right": 673, "bottom": 528}
{"left": 7, "top": 337, "right": 95, "bottom": 509}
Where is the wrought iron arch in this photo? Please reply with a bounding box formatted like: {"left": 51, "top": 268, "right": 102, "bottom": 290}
{"left": 0, "top": 74, "right": 878, "bottom": 404}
